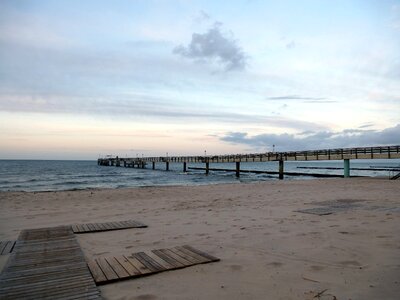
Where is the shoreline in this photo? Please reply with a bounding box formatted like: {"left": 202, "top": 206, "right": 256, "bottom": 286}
{"left": 1, "top": 178, "right": 399, "bottom": 299}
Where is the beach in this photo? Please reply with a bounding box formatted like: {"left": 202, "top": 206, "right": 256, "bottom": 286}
{"left": 0, "top": 178, "right": 399, "bottom": 300}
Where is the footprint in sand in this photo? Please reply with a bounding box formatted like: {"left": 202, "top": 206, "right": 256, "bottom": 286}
{"left": 267, "top": 262, "right": 283, "bottom": 267}
{"left": 134, "top": 295, "right": 157, "bottom": 300}
{"left": 229, "top": 264, "right": 243, "bottom": 271}
{"left": 339, "top": 260, "right": 361, "bottom": 267}
{"left": 310, "top": 265, "right": 324, "bottom": 271}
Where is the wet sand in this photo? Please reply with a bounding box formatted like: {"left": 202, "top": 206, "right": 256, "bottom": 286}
{"left": 0, "top": 178, "right": 399, "bottom": 299}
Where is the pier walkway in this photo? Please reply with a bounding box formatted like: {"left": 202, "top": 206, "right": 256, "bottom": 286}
{"left": 98, "top": 145, "right": 400, "bottom": 179}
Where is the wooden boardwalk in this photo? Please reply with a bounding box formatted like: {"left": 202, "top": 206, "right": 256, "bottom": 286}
{"left": 0, "top": 241, "right": 16, "bottom": 256}
{"left": 87, "top": 245, "right": 220, "bottom": 285}
{"left": 0, "top": 226, "right": 101, "bottom": 299}
{"left": 72, "top": 220, "right": 147, "bottom": 234}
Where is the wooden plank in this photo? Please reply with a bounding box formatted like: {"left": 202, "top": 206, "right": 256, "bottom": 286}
{"left": 87, "top": 223, "right": 96, "bottom": 231}
{"left": 87, "top": 260, "right": 107, "bottom": 283}
{"left": 174, "top": 246, "right": 209, "bottom": 263}
{"left": 95, "top": 223, "right": 107, "bottom": 231}
{"left": 96, "top": 257, "right": 118, "bottom": 281}
{"left": 71, "top": 224, "right": 80, "bottom": 233}
{"left": 152, "top": 249, "right": 184, "bottom": 268}
{"left": 114, "top": 256, "right": 141, "bottom": 276}
{"left": 144, "top": 251, "right": 175, "bottom": 270}
{"left": 182, "top": 245, "right": 220, "bottom": 262}
{"left": 105, "top": 257, "right": 130, "bottom": 279}
{"left": 132, "top": 252, "right": 165, "bottom": 272}
{"left": 1, "top": 241, "right": 15, "bottom": 255}
{"left": 169, "top": 247, "right": 203, "bottom": 264}
{"left": 0, "top": 241, "right": 8, "bottom": 254}
{"left": 159, "top": 248, "right": 193, "bottom": 266}
{"left": 124, "top": 255, "right": 153, "bottom": 275}
{"left": 102, "top": 222, "right": 113, "bottom": 230}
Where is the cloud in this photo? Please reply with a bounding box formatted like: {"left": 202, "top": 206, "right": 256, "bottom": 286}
{"left": 0, "top": 92, "right": 327, "bottom": 131}
{"left": 286, "top": 41, "right": 296, "bottom": 49}
{"left": 220, "top": 124, "right": 400, "bottom": 151}
{"left": 267, "top": 95, "right": 327, "bottom": 101}
{"left": 173, "top": 24, "right": 247, "bottom": 71}
{"left": 194, "top": 10, "right": 211, "bottom": 24}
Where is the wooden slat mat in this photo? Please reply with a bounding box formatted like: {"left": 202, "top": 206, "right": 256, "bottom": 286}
{"left": 87, "top": 245, "right": 220, "bottom": 285}
{"left": 0, "top": 226, "right": 101, "bottom": 300}
{"left": 72, "top": 220, "right": 147, "bottom": 234}
{"left": 0, "top": 241, "right": 16, "bottom": 255}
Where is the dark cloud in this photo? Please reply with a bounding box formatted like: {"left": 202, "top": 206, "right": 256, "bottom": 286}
{"left": 358, "top": 123, "right": 375, "bottom": 129}
{"left": 173, "top": 24, "right": 247, "bottom": 71}
{"left": 220, "top": 125, "right": 400, "bottom": 151}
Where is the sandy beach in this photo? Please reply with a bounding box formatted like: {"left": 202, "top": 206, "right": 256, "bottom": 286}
{"left": 0, "top": 178, "right": 399, "bottom": 300}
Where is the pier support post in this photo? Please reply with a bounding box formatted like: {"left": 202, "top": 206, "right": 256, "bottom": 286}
{"left": 152, "top": 162, "right": 155, "bottom": 170}
{"left": 205, "top": 162, "right": 209, "bottom": 175}
{"left": 123, "top": 161, "right": 126, "bottom": 167}
{"left": 279, "top": 160, "right": 284, "bottom": 180}
{"left": 183, "top": 162, "right": 187, "bottom": 172}
{"left": 236, "top": 162, "right": 240, "bottom": 177}
{"left": 166, "top": 161, "right": 169, "bottom": 171}
{"left": 344, "top": 159, "right": 350, "bottom": 178}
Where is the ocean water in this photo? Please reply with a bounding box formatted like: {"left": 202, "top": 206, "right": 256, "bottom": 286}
{"left": 0, "top": 159, "right": 399, "bottom": 192}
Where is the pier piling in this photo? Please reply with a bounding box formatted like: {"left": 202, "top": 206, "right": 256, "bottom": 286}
{"left": 205, "top": 162, "right": 210, "bottom": 175}
{"left": 344, "top": 159, "right": 350, "bottom": 178}
{"left": 183, "top": 162, "right": 187, "bottom": 172}
{"left": 166, "top": 161, "right": 169, "bottom": 171}
{"left": 279, "top": 160, "right": 284, "bottom": 180}
{"left": 152, "top": 162, "right": 155, "bottom": 170}
{"left": 236, "top": 162, "right": 240, "bottom": 177}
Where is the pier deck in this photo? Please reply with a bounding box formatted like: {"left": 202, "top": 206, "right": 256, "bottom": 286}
{"left": 98, "top": 145, "right": 400, "bottom": 179}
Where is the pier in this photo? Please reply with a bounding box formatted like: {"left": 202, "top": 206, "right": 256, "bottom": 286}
{"left": 98, "top": 145, "right": 400, "bottom": 179}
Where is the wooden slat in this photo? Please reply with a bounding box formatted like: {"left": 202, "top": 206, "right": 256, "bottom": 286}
{"left": 0, "top": 241, "right": 8, "bottom": 254}
{"left": 96, "top": 257, "right": 118, "bottom": 281}
{"left": 152, "top": 249, "right": 185, "bottom": 268}
{"left": 144, "top": 251, "right": 175, "bottom": 270}
{"left": 105, "top": 257, "right": 130, "bottom": 279}
{"left": 132, "top": 252, "right": 165, "bottom": 272}
{"left": 1, "top": 241, "right": 16, "bottom": 255}
{"left": 114, "top": 256, "right": 141, "bottom": 276}
{"left": 124, "top": 255, "right": 153, "bottom": 275}
{"left": 182, "top": 245, "right": 220, "bottom": 261}
{"left": 158, "top": 249, "right": 193, "bottom": 266}
{"left": 169, "top": 247, "right": 203, "bottom": 264}
{"left": 174, "top": 246, "right": 209, "bottom": 263}
{"left": 72, "top": 220, "right": 147, "bottom": 234}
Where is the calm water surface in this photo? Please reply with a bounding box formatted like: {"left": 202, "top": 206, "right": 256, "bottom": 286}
{"left": 0, "top": 159, "right": 399, "bottom": 192}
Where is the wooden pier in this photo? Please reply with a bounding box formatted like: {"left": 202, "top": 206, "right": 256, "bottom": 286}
{"left": 98, "top": 145, "right": 400, "bottom": 179}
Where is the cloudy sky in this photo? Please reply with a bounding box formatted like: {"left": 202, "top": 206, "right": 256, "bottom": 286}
{"left": 1, "top": 0, "right": 399, "bottom": 159}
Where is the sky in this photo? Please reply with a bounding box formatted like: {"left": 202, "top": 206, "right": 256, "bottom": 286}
{"left": 0, "top": 0, "right": 399, "bottom": 159}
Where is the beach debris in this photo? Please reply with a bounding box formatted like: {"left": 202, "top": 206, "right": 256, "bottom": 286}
{"left": 314, "top": 289, "right": 328, "bottom": 298}
{"left": 302, "top": 275, "right": 320, "bottom": 283}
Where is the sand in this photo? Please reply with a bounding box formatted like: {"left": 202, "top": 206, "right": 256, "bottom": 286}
{"left": 0, "top": 178, "right": 399, "bottom": 300}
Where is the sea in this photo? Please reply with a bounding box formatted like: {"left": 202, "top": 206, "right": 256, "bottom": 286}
{"left": 0, "top": 159, "right": 399, "bottom": 192}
